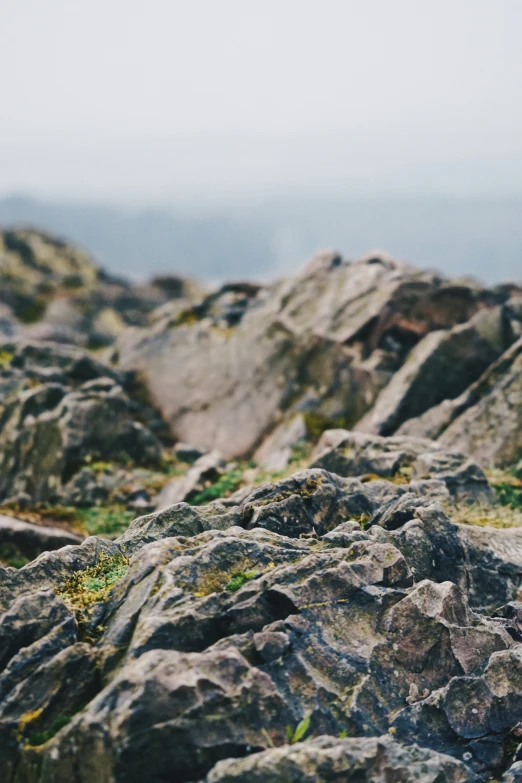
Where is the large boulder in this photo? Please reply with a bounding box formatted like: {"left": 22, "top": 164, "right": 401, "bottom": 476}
{"left": 116, "top": 251, "right": 499, "bottom": 458}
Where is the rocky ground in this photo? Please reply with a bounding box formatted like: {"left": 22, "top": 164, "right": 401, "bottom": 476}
{"left": 1, "top": 228, "right": 522, "bottom": 781}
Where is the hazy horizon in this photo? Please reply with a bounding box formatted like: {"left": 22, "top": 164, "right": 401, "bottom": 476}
{"left": 2, "top": 1, "right": 521, "bottom": 283}
{"left": 2, "top": 1, "right": 522, "bottom": 205}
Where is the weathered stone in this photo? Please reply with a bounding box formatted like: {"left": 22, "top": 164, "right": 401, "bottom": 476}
{"left": 357, "top": 307, "right": 510, "bottom": 436}
{"left": 0, "top": 515, "right": 83, "bottom": 563}
{"left": 203, "top": 735, "right": 473, "bottom": 782}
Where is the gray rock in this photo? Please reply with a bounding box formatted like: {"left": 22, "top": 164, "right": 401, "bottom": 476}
{"left": 357, "top": 307, "right": 509, "bottom": 436}
{"left": 398, "top": 336, "right": 522, "bottom": 468}
{"left": 310, "top": 430, "right": 493, "bottom": 504}
{"left": 116, "top": 252, "right": 494, "bottom": 458}
{"left": 0, "top": 514, "right": 83, "bottom": 562}
{"left": 203, "top": 735, "right": 473, "bottom": 782}
{"left": 155, "top": 451, "right": 225, "bottom": 509}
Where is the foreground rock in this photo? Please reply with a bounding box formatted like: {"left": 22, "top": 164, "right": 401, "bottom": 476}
{"left": 2, "top": 462, "right": 522, "bottom": 781}
{"left": 203, "top": 735, "right": 472, "bottom": 782}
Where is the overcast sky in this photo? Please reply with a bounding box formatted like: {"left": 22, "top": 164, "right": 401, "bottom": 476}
{"left": 2, "top": 0, "right": 522, "bottom": 204}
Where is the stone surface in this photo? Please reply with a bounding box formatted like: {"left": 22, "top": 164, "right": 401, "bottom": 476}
{"left": 399, "top": 336, "right": 522, "bottom": 468}
{"left": 310, "top": 429, "right": 493, "bottom": 504}
{"left": 356, "top": 307, "right": 511, "bottom": 436}
{"left": 0, "top": 465, "right": 522, "bottom": 781}
{"left": 0, "top": 514, "right": 83, "bottom": 563}
{"left": 202, "top": 735, "right": 473, "bottom": 782}
{"left": 0, "top": 341, "right": 164, "bottom": 503}
{"left": 116, "top": 251, "right": 500, "bottom": 458}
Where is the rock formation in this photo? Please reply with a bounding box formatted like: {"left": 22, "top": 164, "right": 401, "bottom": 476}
{"left": 0, "top": 230, "right": 521, "bottom": 781}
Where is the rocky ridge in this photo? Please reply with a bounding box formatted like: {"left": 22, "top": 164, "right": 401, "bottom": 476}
{"left": 0, "top": 230, "right": 522, "bottom": 780}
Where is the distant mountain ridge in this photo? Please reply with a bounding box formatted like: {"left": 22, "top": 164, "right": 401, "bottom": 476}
{"left": 1, "top": 193, "right": 522, "bottom": 284}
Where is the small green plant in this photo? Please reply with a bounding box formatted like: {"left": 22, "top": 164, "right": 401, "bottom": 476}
{"left": 286, "top": 715, "right": 311, "bottom": 745}
{"left": 26, "top": 715, "right": 72, "bottom": 747}
{"left": 225, "top": 570, "right": 258, "bottom": 592}
{"left": 189, "top": 469, "right": 243, "bottom": 506}
{"left": 76, "top": 506, "right": 136, "bottom": 538}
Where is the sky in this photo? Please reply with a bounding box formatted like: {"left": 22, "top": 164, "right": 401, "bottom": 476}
{"left": 1, "top": 0, "right": 522, "bottom": 205}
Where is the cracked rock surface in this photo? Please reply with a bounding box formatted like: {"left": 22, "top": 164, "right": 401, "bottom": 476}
{"left": 2, "top": 465, "right": 522, "bottom": 782}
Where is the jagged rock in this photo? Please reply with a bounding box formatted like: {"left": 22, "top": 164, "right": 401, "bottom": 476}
{"left": 398, "top": 336, "right": 522, "bottom": 468}
{"left": 202, "top": 735, "right": 473, "bottom": 782}
{"left": 310, "top": 430, "right": 493, "bottom": 503}
{"left": 1, "top": 460, "right": 522, "bottom": 781}
{"left": 117, "top": 251, "right": 498, "bottom": 457}
{"left": 0, "top": 228, "right": 201, "bottom": 346}
{"left": 0, "top": 341, "right": 163, "bottom": 503}
{"left": 0, "top": 515, "right": 83, "bottom": 563}
{"left": 356, "top": 307, "right": 511, "bottom": 436}
{"left": 155, "top": 451, "right": 225, "bottom": 509}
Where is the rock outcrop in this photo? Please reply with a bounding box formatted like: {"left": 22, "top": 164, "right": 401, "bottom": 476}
{"left": 116, "top": 251, "right": 508, "bottom": 459}
{"left": 399, "top": 336, "right": 522, "bottom": 468}
{"left": 0, "top": 341, "right": 164, "bottom": 505}
{"left": 0, "top": 228, "right": 202, "bottom": 347}
{"left": 1, "top": 232, "right": 522, "bottom": 781}
{"left": 1, "top": 467, "right": 522, "bottom": 781}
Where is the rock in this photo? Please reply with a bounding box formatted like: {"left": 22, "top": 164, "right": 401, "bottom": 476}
{"left": 356, "top": 307, "right": 510, "bottom": 436}
{"left": 2, "top": 464, "right": 522, "bottom": 780}
{"left": 203, "top": 735, "right": 473, "bottom": 782}
{"left": 0, "top": 228, "right": 200, "bottom": 346}
{"left": 116, "top": 251, "right": 497, "bottom": 458}
{"left": 174, "top": 442, "right": 206, "bottom": 464}
{"left": 254, "top": 413, "right": 307, "bottom": 472}
{"left": 398, "top": 336, "right": 522, "bottom": 468}
{"left": 0, "top": 515, "right": 83, "bottom": 564}
{"left": 155, "top": 451, "right": 226, "bottom": 509}
{"left": 0, "top": 341, "right": 164, "bottom": 503}
{"left": 310, "top": 430, "right": 493, "bottom": 504}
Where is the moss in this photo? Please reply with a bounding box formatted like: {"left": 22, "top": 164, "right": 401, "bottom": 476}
{"left": 0, "top": 349, "right": 14, "bottom": 369}
{"left": 288, "top": 441, "right": 313, "bottom": 466}
{"left": 75, "top": 506, "right": 136, "bottom": 538}
{"left": 448, "top": 502, "right": 522, "bottom": 528}
{"left": 55, "top": 552, "right": 129, "bottom": 611}
{"left": 303, "top": 411, "right": 336, "bottom": 442}
{"left": 225, "top": 570, "right": 258, "bottom": 592}
{"left": 168, "top": 309, "right": 200, "bottom": 329}
{"left": 189, "top": 469, "right": 244, "bottom": 506}
{"left": 26, "top": 714, "right": 72, "bottom": 747}
{"left": 0, "top": 543, "right": 30, "bottom": 569}
{"left": 17, "top": 298, "right": 47, "bottom": 324}
{"left": 303, "top": 411, "right": 357, "bottom": 443}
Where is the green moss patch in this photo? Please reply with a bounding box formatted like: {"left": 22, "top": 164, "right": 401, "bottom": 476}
{"left": 55, "top": 552, "right": 129, "bottom": 611}
{"left": 26, "top": 714, "right": 73, "bottom": 747}
{"left": 225, "top": 570, "right": 258, "bottom": 591}
{"left": 189, "top": 469, "right": 243, "bottom": 506}
{"left": 0, "top": 349, "right": 14, "bottom": 369}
